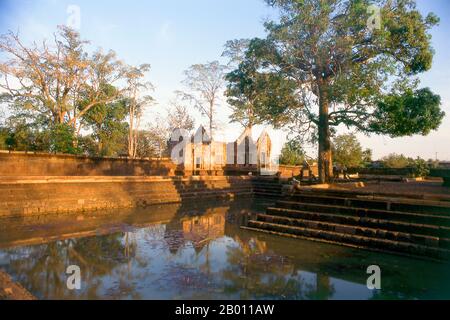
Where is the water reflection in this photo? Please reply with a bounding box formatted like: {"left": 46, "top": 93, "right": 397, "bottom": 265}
{"left": 0, "top": 200, "right": 449, "bottom": 300}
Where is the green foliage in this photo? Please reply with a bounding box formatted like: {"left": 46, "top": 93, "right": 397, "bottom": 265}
{"left": 1, "top": 119, "right": 39, "bottom": 151}
{"left": 77, "top": 135, "right": 98, "bottom": 157}
{"left": 2, "top": 120, "right": 80, "bottom": 154}
{"left": 370, "top": 88, "right": 444, "bottom": 137}
{"left": 381, "top": 153, "right": 412, "bottom": 168}
{"left": 332, "top": 134, "right": 370, "bottom": 168}
{"left": 226, "top": 69, "right": 299, "bottom": 128}
{"left": 0, "top": 26, "right": 125, "bottom": 127}
{"left": 135, "top": 129, "right": 169, "bottom": 158}
{"left": 362, "top": 149, "right": 373, "bottom": 167}
{"left": 135, "top": 131, "right": 161, "bottom": 158}
{"left": 227, "top": 0, "right": 443, "bottom": 135}
{"left": 48, "top": 124, "right": 80, "bottom": 154}
{"left": 83, "top": 87, "right": 129, "bottom": 157}
{"left": 410, "top": 157, "right": 430, "bottom": 178}
{"left": 0, "top": 125, "right": 11, "bottom": 150}
{"left": 0, "top": 26, "right": 150, "bottom": 158}
{"left": 224, "top": 40, "right": 299, "bottom": 128}
{"left": 279, "top": 140, "right": 306, "bottom": 166}
{"left": 379, "top": 153, "right": 430, "bottom": 177}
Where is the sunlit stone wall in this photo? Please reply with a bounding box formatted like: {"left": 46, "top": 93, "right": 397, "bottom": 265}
{"left": 0, "top": 176, "right": 257, "bottom": 218}
{"left": 0, "top": 152, "right": 176, "bottom": 177}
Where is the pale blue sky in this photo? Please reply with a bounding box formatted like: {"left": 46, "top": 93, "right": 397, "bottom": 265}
{"left": 0, "top": 0, "right": 449, "bottom": 160}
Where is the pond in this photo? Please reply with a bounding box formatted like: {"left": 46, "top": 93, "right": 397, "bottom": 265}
{"left": 0, "top": 199, "right": 449, "bottom": 300}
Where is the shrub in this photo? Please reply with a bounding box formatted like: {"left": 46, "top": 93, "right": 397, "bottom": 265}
{"left": 410, "top": 157, "right": 430, "bottom": 178}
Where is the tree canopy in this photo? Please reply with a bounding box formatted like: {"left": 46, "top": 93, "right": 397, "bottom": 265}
{"left": 225, "top": 0, "right": 444, "bottom": 182}
{"left": 332, "top": 133, "right": 372, "bottom": 168}
{"left": 0, "top": 26, "right": 155, "bottom": 157}
{"left": 279, "top": 140, "right": 307, "bottom": 165}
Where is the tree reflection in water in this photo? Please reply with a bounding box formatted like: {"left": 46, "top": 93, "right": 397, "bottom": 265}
{"left": 3, "top": 232, "right": 142, "bottom": 299}
{"left": 1, "top": 205, "right": 337, "bottom": 300}
{"left": 1, "top": 200, "right": 448, "bottom": 300}
{"left": 222, "top": 235, "right": 335, "bottom": 300}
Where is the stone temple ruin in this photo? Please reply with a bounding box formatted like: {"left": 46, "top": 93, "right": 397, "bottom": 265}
{"left": 168, "top": 126, "right": 274, "bottom": 175}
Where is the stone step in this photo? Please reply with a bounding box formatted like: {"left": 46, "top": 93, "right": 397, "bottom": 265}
{"left": 253, "top": 183, "right": 283, "bottom": 187}
{"left": 251, "top": 182, "right": 283, "bottom": 187}
{"left": 252, "top": 184, "right": 283, "bottom": 189}
{"left": 0, "top": 186, "right": 253, "bottom": 202}
{"left": 277, "top": 201, "right": 450, "bottom": 226}
{"left": 131, "top": 187, "right": 253, "bottom": 197}
{"left": 290, "top": 193, "right": 450, "bottom": 216}
{"left": 256, "top": 213, "right": 450, "bottom": 249}
{"left": 173, "top": 183, "right": 253, "bottom": 189}
{"left": 0, "top": 188, "right": 254, "bottom": 210}
{"left": 254, "top": 191, "right": 283, "bottom": 198}
{"left": 297, "top": 188, "right": 450, "bottom": 203}
{"left": 266, "top": 207, "right": 450, "bottom": 238}
{"left": 254, "top": 190, "right": 282, "bottom": 195}
{"left": 136, "top": 191, "right": 254, "bottom": 206}
{"left": 244, "top": 221, "right": 450, "bottom": 260}
{"left": 253, "top": 188, "right": 282, "bottom": 194}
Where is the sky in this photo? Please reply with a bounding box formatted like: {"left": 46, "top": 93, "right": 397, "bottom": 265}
{"left": 0, "top": 0, "right": 449, "bottom": 160}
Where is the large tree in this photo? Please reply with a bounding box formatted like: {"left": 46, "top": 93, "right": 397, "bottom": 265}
{"left": 225, "top": 0, "right": 444, "bottom": 183}
{"left": 0, "top": 26, "right": 125, "bottom": 131}
{"left": 0, "top": 26, "right": 154, "bottom": 156}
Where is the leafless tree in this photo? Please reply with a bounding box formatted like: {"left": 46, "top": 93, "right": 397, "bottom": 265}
{"left": 124, "top": 64, "right": 154, "bottom": 158}
{"left": 178, "top": 61, "right": 227, "bottom": 139}
{"left": 166, "top": 96, "right": 195, "bottom": 133}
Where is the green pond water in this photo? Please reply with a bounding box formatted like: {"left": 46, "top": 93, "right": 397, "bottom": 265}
{"left": 0, "top": 199, "right": 449, "bottom": 300}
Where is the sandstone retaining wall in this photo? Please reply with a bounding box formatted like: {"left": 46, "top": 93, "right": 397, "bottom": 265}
{"left": 0, "top": 151, "right": 175, "bottom": 177}
{"left": 0, "top": 176, "right": 264, "bottom": 218}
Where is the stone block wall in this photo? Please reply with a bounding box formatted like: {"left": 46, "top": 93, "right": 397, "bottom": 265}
{"left": 0, "top": 176, "right": 258, "bottom": 218}
{"left": 0, "top": 152, "right": 288, "bottom": 218}
{"left": 0, "top": 151, "right": 176, "bottom": 177}
{"left": 277, "top": 165, "right": 318, "bottom": 178}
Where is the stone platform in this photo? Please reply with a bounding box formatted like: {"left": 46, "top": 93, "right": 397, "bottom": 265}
{"left": 243, "top": 184, "right": 450, "bottom": 261}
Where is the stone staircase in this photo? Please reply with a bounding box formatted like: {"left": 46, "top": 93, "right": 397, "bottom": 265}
{"left": 251, "top": 177, "right": 285, "bottom": 198}
{"left": 243, "top": 189, "right": 450, "bottom": 260}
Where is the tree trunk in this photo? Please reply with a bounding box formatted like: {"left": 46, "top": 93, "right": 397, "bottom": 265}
{"left": 209, "top": 101, "right": 213, "bottom": 171}
{"left": 209, "top": 100, "right": 214, "bottom": 141}
{"left": 318, "top": 80, "right": 333, "bottom": 184}
{"left": 128, "top": 103, "right": 135, "bottom": 158}
{"left": 133, "top": 114, "right": 141, "bottom": 158}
